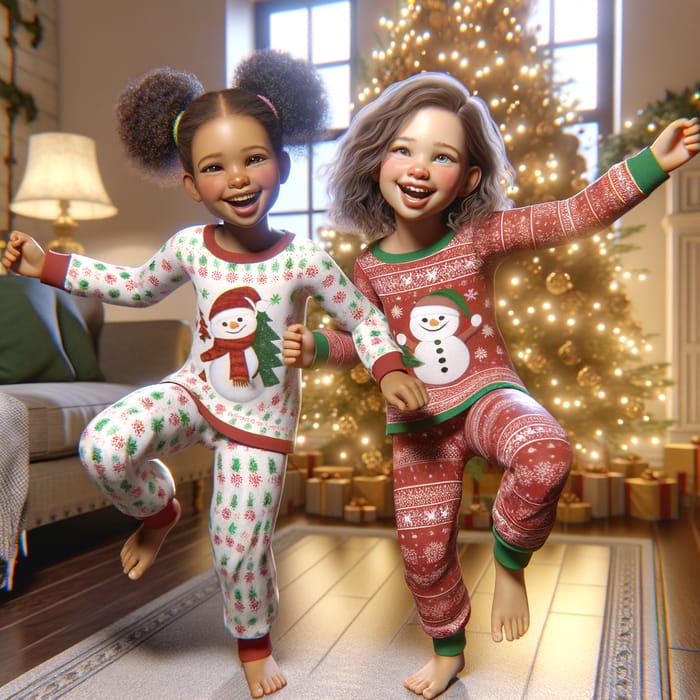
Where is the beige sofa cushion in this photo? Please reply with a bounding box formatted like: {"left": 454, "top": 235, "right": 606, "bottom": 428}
{"left": 1, "top": 382, "right": 135, "bottom": 460}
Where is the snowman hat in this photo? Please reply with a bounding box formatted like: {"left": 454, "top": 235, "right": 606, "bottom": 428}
{"left": 209, "top": 285, "right": 261, "bottom": 320}
{"left": 413, "top": 289, "right": 482, "bottom": 327}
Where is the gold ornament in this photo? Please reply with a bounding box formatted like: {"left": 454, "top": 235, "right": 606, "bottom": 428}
{"left": 337, "top": 414, "right": 358, "bottom": 437}
{"left": 362, "top": 449, "right": 383, "bottom": 474}
{"left": 577, "top": 365, "right": 601, "bottom": 388}
{"left": 546, "top": 270, "right": 573, "bottom": 295}
{"left": 524, "top": 350, "right": 547, "bottom": 374}
{"left": 557, "top": 340, "right": 581, "bottom": 366}
{"left": 606, "top": 292, "right": 631, "bottom": 315}
{"left": 350, "top": 364, "right": 371, "bottom": 384}
{"left": 366, "top": 393, "right": 385, "bottom": 412}
{"left": 558, "top": 290, "right": 586, "bottom": 315}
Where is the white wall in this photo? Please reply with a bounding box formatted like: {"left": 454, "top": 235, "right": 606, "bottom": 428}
{"left": 616, "top": 0, "right": 700, "bottom": 432}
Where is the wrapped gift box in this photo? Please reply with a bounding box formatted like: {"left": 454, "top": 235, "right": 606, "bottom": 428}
{"left": 306, "top": 476, "right": 351, "bottom": 518}
{"left": 625, "top": 474, "right": 679, "bottom": 521}
{"left": 461, "top": 503, "right": 491, "bottom": 529}
{"left": 609, "top": 455, "right": 648, "bottom": 479}
{"left": 663, "top": 443, "right": 698, "bottom": 504}
{"left": 556, "top": 493, "right": 592, "bottom": 524}
{"left": 288, "top": 450, "right": 323, "bottom": 478}
{"left": 280, "top": 467, "right": 305, "bottom": 515}
{"left": 570, "top": 471, "right": 625, "bottom": 518}
{"left": 352, "top": 474, "right": 393, "bottom": 518}
{"left": 344, "top": 498, "right": 377, "bottom": 524}
{"left": 313, "top": 465, "right": 355, "bottom": 480}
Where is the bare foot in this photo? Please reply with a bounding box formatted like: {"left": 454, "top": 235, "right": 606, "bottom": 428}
{"left": 242, "top": 654, "right": 287, "bottom": 697}
{"left": 404, "top": 653, "right": 465, "bottom": 699}
{"left": 120, "top": 499, "right": 181, "bottom": 580}
{"left": 491, "top": 558, "right": 529, "bottom": 642}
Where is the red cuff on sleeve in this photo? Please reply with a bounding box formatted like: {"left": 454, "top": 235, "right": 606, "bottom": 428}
{"left": 40, "top": 250, "right": 72, "bottom": 288}
{"left": 371, "top": 352, "right": 407, "bottom": 385}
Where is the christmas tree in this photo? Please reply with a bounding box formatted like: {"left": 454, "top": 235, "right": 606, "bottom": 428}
{"left": 296, "top": 0, "right": 672, "bottom": 469}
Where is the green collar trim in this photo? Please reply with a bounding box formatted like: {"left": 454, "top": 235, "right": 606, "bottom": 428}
{"left": 370, "top": 228, "right": 457, "bottom": 263}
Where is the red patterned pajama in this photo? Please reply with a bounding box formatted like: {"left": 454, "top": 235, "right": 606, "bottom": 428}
{"left": 392, "top": 387, "right": 571, "bottom": 638}
{"left": 79, "top": 382, "right": 286, "bottom": 640}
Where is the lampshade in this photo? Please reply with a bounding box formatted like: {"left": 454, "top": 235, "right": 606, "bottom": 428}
{"left": 10, "top": 132, "right": 117, "bottom": 221}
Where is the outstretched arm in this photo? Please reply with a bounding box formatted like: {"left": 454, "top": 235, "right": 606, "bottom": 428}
{"left": 650, "top": 117, "right": 699, "bottom": 173}
{"left": 283, "top": 323, "right": 429, "bottom": 411}
{"left": 1, "top": 231, "right": 45, "bottom": 277}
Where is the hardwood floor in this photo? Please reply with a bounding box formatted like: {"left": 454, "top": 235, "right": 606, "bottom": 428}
{"left": 1, "top": 481, "right": 698, "bottom": 698}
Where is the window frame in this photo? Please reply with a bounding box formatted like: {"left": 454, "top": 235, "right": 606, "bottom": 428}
{"left": 255, "top": 0, "right": 357, "bottom": 239}
{"left": 531, "top": 0, "right": 614, "bottom": 176}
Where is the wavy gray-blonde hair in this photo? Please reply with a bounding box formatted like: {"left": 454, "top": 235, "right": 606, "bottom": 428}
{"left": 326, "top": 72, "right": 514, "bottom": 240}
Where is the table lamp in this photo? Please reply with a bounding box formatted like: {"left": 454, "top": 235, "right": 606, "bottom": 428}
{"left": 9, "top": 132, "right": 117, "bottom": 254}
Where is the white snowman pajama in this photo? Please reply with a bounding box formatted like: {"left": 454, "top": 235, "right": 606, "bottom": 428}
{"left": 40, "top": 224, "right": 407, "bottom": 645}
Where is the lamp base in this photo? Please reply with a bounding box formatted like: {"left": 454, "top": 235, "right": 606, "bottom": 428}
{"left": 47, "top": 217, "right": 84, "bottom": 255}
{"left": 46, "top": 236, "right": 85, "bottom": 255}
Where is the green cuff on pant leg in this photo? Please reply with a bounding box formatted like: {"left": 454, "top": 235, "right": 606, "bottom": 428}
{"left": 492, "top": 527, "right": 536, "bottom": 570}
{"left": 432, "top": 630, "right": 466, "bottom": 656}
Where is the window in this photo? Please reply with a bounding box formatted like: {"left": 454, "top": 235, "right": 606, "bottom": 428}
{"left": 528, "top": 0, "right": 614, "bottom": 180}
{"left": 255, "top": 0, "right": 354, "bottom": 239}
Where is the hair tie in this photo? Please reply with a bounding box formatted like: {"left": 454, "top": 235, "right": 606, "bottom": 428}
{"left": 172, "top": 110, "right": 184, "bottom": 145}
{"left": 257, "top": 94, "right": 279, "bottom": 119}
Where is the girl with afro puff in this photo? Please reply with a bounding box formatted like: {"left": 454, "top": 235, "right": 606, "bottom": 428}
{"left": 2, "top": 51, "right": 428, "bottom": 698}
{"left": 283, "top": 71, "right": 699, "bottom": 698}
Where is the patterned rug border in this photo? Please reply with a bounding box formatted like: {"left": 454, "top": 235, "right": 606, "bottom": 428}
{"left": 0, "top": 525, "right": 663, "bottom": 700}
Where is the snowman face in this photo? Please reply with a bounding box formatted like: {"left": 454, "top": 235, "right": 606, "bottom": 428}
{"left": 211, "top": 307, "right": 257, "bottom": 338}
{"left": 409, "top": 307, "right": 460, "bottom": 341}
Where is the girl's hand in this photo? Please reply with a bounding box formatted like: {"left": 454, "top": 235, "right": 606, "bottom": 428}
{"left": 282, "top": 323, "right": 316, "bottom": 368}
{"left": 650, "top": 117, "right": 700, "bottom": 173}
{"left": 379, "top": 371, "right": 430, "bottom": 411}
{"left": 1, "top": 231, "right": 45, "bottom": 277}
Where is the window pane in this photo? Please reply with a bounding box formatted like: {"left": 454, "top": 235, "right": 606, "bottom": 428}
{"left": 312, "top": 2, "right": 350, "bottom": 63}
{"left": 312, "top": 140, "right": 339, "bottom": 209}
{"left": 318, "top": 64, "right": 351, "bottom": 129}
{"left": 564, "top": 121, "right": 599, "bottom": 183}
{"left": 554, "top": 44, "right": 597, "bottom": 110}
{"left": 554, "top": 0, "right": 597, "bottom": 42}
{"left": 270, "top": 9, "right": 308, "bottom": 59}
{"left": 529, "top": 0, "right": 551, "bottom": 44}
{"left": 274, "top": 148, "right": 309, "bottom": 212}
{"left": 270, "top": 212, "right": 310, "bottom": 237}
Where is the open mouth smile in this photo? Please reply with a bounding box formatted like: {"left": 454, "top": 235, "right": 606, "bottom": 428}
{"left": 399, "top": 183, "right": 434, "bottom": 200}
{"left": 225, "top": 191, "right": 261, "bottom": 208}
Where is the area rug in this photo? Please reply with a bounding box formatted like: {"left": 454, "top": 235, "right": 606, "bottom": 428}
{"left": 0, "top": 526, "right": 664, "bottom": 700}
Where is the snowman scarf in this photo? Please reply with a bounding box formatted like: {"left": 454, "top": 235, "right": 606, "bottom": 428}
{"left": 200, "top": 333, "right": 256, "bottom": 385}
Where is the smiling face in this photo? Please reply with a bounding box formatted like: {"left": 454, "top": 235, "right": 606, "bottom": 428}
{"left": 211, "top": 306, "right": 257, "bottom": 339}
{"left": 378, "top": 106, "right": 481, "bottom": 236}
{"left": 182, "top": 113, "right": 289, "bottom": 232}
{"left": 409, "top": 306, "right": 461, "bottom": 341}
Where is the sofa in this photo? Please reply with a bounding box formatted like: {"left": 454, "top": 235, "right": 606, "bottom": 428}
{"left": 0, "top": 274, "right": 212, "bottom": 533}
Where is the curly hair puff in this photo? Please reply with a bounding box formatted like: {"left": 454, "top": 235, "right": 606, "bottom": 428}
{"left": 233, "top": 49, "right": 329, "bottom": 147}
{"left": 115, "top": 67, "right": 204, "bottom": 185}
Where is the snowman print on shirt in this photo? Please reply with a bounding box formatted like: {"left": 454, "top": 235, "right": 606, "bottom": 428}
{"left": 396, "top": 289, "right": 482, "bottom": 386}
{"left": 199, "top": 286, "right": 282, "bottom": 402}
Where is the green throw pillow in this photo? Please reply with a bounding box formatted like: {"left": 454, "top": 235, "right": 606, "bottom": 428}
{"left": 56, "top": 290, "right": 104, "bottom": 381}
{"left": 0, "top": 276, "right": 75, "bottom": 383}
